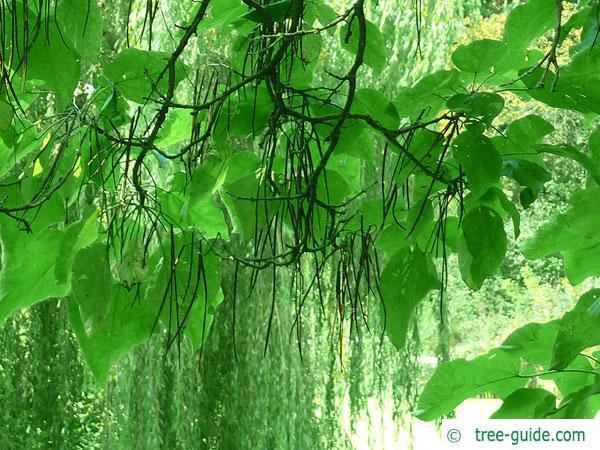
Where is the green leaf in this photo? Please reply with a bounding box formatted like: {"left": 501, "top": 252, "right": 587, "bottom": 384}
{"left": 519, "top": 51, "right": 600, "bottom": 115}
{"left": 27, "top": 25, "right": 80, "bottom": 109}
{"left": 395, "top": 70, "right": 461, "bottom": 119}
{"left": 490, "top": 388, "right": 556, "bottom": 419}
{"left": 503, "top": 0, "right": 557, "bottom": 50}
{"left": 380, "top": 247, "right": 438, "bottom": 349}
{"left": 55, "top": 209, "right": 99, "bottom": 284}
{"left": 551, "top": 289, "right": 600, "bottom": 370}
{"left": 198, "top": 0, "right": 247, "bottom": 32}
{"left": 225, "top": 151, "right": 261, "bottom": 185}
{"left": 335, "top": 120, "right": 374, "bottom": 161}
{"left": 313, "top": 3, "right": 338, "bottom": 31}
{"left": 452, "top": 39, "right": 506, "bottom": 73}
{"left": 80, "top": 134, "right": 121, "bottom": 190}
{"left": 416, "top": 318, "right": 564, "bottom": 421}
{"left": 506, "top": 115, "right": 554, "bottom": 145}
{"left": 352, "top": 88, "right": 399, "bottom": 129}
{"left": 489, "top": 187, "right": 520, "bottom": 238}
{"left": 184, "top": 195, "right": 229, "bottom": 239}
{"left": 0, "top": 119, "right": 38, "bottom": 178}
{"left": 453, "top": 130, "right": 502, "bottom": 196}
{"left": 228, "top": 87, "right": 274, "bottom": 137}
{"left": 552, "top": 378, "right": 600, "bottom": 419}
{"left": 446, "top": 92, "right": 504, "bottom": 122}
{"left": 543, "top": 355, "right": 596, "bottom": 398}
{"left": 57, "top": 0, "right": 103, "bottom": 60}
{"left": 525, "top": 186, "right": 600, "bottom": 281}
{"left": 458, "top": 206, "right": 507, "bottom": 290}
{"left": 414, "top": 349, "right": 524, "bottom": 421}
{"left": 189, "top": 156, "right": 228, "bottom": 200}
{"left": 105, "top": 49, "right": 185, "bottom": 104}
{"left": 241, "top": 0, "right": 293, "bottom": 23}
{"left": 71, "top": 243, "right": 112, "bottom": 337}
{"left": 69, "top": 282, "right": 157, "bottom": 385}
{"left": 340, "top": 18, "right": 388, "bottom": 74}
{"left": 393, "top": 128, "right": 444, "bottom": 181}
{"left": 563, "top": 244, "right": 600, "bottom": 286}
{"left": 157, "top": 109, "right": 193, "bottom": 147}
{"left": 501, "top": 159, "right": 551, "bottom": 208}
{"left": 590, "top": 126, "right": 600, "bottom": 178}
{"left": 317, "top": 169, "right": 350, "bottom": 205}
{"left": 286, "top": 34, "right": 322, "bottom": 88}
{"left": 0, "top": 101, "right": 13, "bottom": 131}
{"left": 499, "top": 321, "right": 559, "bottom": 367}
{"left": 375, "top": 199, "right": 434, "bottom": 255}
{"left": 0, "top": 221, "right": 71, "bottom": 324}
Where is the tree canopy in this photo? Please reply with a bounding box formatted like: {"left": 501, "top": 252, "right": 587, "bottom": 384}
{"left": 1, "top": 0, "right": 600, "bottom": 420}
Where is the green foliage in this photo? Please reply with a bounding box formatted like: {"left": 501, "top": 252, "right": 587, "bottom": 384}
{"left": 0, "top": 222, "right": 72, "bottom": 323}
{"left": 458, "top": 206, "right": 507, "bottom": 290}
{"left": 380, "top": 247, "right": 438, "bottom": 349}
{"left": 57, "top": 0, "right": 104, "bottom": 60}
{"left": 1, "top": 0, "right": 600, "bottom": 431}
{"left": 453, "top": 130, "right": 502, "bottom": 195}
{"left": 552, "top": 289, "right": 600, "bottom": 370}
{"left": 503, "top": 0, "right": 557, "bottom": 49}
{"left": 340, "top": 17, "right": 388, "bottom": 73}
{"left": 416, "top": 290, "right": 600, "bottom": 421}
{"left": 105, "top": 48, "right": 186, "bottom": 103}
{"left": 524, "top": 188, "right": 600, "bottom": 284}
{"left": 490, "top": 388, "right": 557, "bottom": 419}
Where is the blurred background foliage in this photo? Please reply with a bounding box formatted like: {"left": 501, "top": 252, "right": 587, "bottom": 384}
{"left": 1, "top": 0, "right": 598, "bottom": 448}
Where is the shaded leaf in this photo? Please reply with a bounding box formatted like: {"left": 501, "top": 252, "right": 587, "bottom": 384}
{"left": 454, "top": 130, "right": 502, "bottom": 196}
{"left": 414, "top": 349, "right": 524, "bottom": 421}
{"left": 105, "top": 49, "right": 185, "bottom": 104}
{"left": 552, "top": 289, "right": 600, "bottom": 370}
{"left": 491, "top": 388, "right": 556, "bottom": 419}
{"left": 380, "top": 247, "right": 438, "bottom": 349}
{"left": 452, "top": 39, "right": 506, "bottom": 73}
{"left": 458, "top": 206, "right": 507, "bottom": 289}
{"left": 340, "top": 18, "right": 387, "bottom": 74}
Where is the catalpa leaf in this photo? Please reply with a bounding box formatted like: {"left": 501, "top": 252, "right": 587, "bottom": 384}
{"left": 241, "top": 0, "right": 293, "bottom": 23}
{"left": 71, "top": 243, "right": 112, "bottom": 338}
{"left": 490, "top": 388, "right": 556, "bottom": 419}
{"left": 446, "top": 92, "right": 504, "bottom": 121}
{"left": 551, "top": 289, "right": 600, "bottom": 370}
{"left": 452, "top": 39, "right": 506, "bottom": 73}
{"left": 552, "top": 378, "right": 600, "bottom": 419}
{"left": 414, "top": 349, "right": 524, "bottom": 421}
{"left": 506, "top": 115, "right": 554, "bottom": 145}
{"left": 352, "top": 88, "right": 399, "bottom": 129}
{"left": 380, "top": 247, "right": 438, "bottom": 349}
{"left": 340, "top": 18, "right": 387, "bottom": 74}
{"left": 69, "top": 282, "right": 157, "bottom": 385}
{"left": 503, "top": 0, "right": 557, "bottom": 50}
{"left": 57, "top": 0, "right": 103, "bottom": 60}
{"left": 501, "top": 159, "right": 551, "bottom": 208}
{"left": 26, "top": 23, "right": 80, "bottom": 109}
{"left": 458, "top": 205, "right": 507, "bottom": 290}
{"left": 523, "top": 188, "right": 600, "bottom": 285}
{"left": 105, "top": 49, "right": 186, "bottom": 104}
{"left": 0, "top": 221, "right": 72, "bottom": 324}
{"left": 0, "top": 101, "right": 13, "bottom": 131}
{"left": 417, "top": 319, "right": 559, "bottom": 421}
{"left": 453, "top": 130, "right": 502, "bottom": 197}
